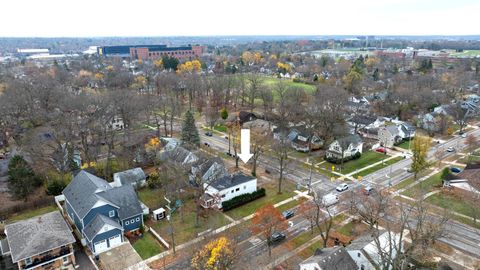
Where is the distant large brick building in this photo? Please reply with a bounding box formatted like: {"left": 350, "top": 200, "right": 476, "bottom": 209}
{"left": 97, "top": 45, "right": 203, "bottom": 60}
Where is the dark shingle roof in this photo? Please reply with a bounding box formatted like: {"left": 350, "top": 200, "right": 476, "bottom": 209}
{"left": 96, "top": 185, "right": 143, "bottom": 220}
{"left": 63, "top": 170, "right": 111, "bottom": 219}
{"left": 300, "top": 246, "right": 358, "bottom": 270}
{"left": 209, "top": 173, "right": 256, "bottom": 190}
{"left": 336, "top": 134, "right": 362, "bottom": 149}
{"left": 83, "top": 214, "right": 123, "bottom": 241}
{"left": 5, "top": 211, "right": 75, "bottom": 263}
{"left": 114, "top": 167, "right": 146, "bottom": 186}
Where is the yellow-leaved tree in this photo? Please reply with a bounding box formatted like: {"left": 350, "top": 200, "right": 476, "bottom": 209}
{"left": 177, "top": 60, "right": 202, "bottom": 74}
{"left": 191, "top": 237, "right": 236, "bottom": 270}
{"left": 410, "top": 135, "right": 432, "bottom": 180}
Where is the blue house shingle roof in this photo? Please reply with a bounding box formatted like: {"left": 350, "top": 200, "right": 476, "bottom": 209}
{"left": 63, "top": 170, "right": 142, "bottom": 220}
{"left": 96, "top": 185, "right": 143, "bottom": 220}
{"left": 83, "top": 214, "right": 123, "bottom": 241}
{"left": 63, "top": 171, "right": 111, "bottom": 219}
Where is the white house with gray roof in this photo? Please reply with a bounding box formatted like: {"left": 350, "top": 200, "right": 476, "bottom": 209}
{"left": 201, "top": 173, "right": 257, "bottom": 209}
{"left": 326, "top": 135, "right": 363, "bottom": 160}
{"left": 299, "top": 246, "right": 358, "bottom": 270}
{"left": 63, "top": 170, "right": 143, "bottom": 255}
{"left": 3, "top": 211, "right": 76, "bottom": 270}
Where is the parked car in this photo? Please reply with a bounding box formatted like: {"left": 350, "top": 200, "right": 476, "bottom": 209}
{"left": 446, "top": 147, "right": 455, "bottom": 152}
{"left": 204, "top": 142, "right": 210, "bottom": 147}
{"left": 224, "top": 136, "right": 229, "bottom": 140}
{"left": 322, "top": 194, "right": 339, "bottom": 206}
{"left": 461, "top": 133, "right": 467, "bottom": 138}
{"left": 205, "top": 132, "right": 213, "bottom": 137}
{"left": 363, "top": 185, "right": 374, "bottom": 195}
{"left": 282, "top": 210, "right": 295, "bottom": 219}
{"left": 450, "top": 167, "right": 462, "bottom": 173}
{"left": 336, "top": 183, "right": 349, "bottom": 192}
{"left": 225, "top": 152, "right": 232, "bottom": 157}
{"left": 269, "top": 232, "right": 286, "bottom": 243}
{"left": 376, "top": 147, "right": 386, "bottom": 154}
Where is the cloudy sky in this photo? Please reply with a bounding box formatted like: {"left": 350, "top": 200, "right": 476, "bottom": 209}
{"left": 1, "top": 0, "right": 478, "bottom": 37}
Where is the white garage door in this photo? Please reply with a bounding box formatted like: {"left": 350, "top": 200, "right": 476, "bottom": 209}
{"left": 94, "top": 239, "right": 109, "bottom": 254}
{"left": 109, "top": 234, "right": 122, "bottom": 247}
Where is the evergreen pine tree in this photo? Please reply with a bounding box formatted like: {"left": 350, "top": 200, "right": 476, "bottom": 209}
{"left": 181, "top": 110, "right": 200, "bottom": 148}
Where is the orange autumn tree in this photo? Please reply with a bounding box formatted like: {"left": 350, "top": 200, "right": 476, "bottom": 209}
{"left": 250, "top": 204, "right": 288, "bottom": 257}
{"left": 191, "top": 237, "right": 236, "bottom": 270}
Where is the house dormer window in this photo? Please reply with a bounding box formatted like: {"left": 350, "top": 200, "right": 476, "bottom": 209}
{"left": 109, "top": 210, "right": 115, "bottom": 217}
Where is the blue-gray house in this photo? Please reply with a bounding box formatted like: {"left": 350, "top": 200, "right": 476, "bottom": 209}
{"left": 63, "top": 170, "right": 143, "bottom": 254}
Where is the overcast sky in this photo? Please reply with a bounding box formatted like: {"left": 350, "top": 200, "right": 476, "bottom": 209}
{"left": 1, "top": 0, "right": 478, "bottom": 37}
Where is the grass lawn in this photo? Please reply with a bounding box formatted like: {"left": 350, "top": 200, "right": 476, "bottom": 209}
{"left": 276, "top": 197, "right": 306, "bottom": 213}
{"left": 7, "top": 205, "right": 58, "bottom": 223}
{"left": 137, "top": 188, "right": 167, "bottom": 210}
{"left": 320, "top": 151, "right": 386, "bottom": 175}
{"left": 213, "top": 124, "right": 227, "bottom": 133}
{"left": 352, "top": 156, "right": 404, "bottom": 178}
{"left": 132, "top": 233, "right": 164, "bottom": 259}
{"left": 393, "top": 177, "right": 416, "bottom": 191}
{"left": 396, "top": 140, "right": 412, "bottom": 150}
{"left": 458, "top": 155, "right": 480, "bottom": 164}
{"left": 402, "top": 170, "right": 443, "bottom": 198}
{"left": 336, "top": 220, "right": 369, "bottom": 237}
{"left": 225, "top": 180, "right": 297, "bottom": 220}
{"left": 150, "top": 199, "right": 230, "bottom": 245}
{"left": 426, "top": 191, "right": 476, "bottom": 218}
{"left": 262, "top": 77, "right": 317, "bottom": 95}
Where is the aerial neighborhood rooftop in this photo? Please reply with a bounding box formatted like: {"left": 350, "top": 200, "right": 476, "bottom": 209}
{"left": 1, "top": 11, "right": 480, "bottom": 269}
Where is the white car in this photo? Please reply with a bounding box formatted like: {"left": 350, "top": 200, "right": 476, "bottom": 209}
{"left": 336, "top": 183, "right": 349, "bottom": 192}
{"left": 461, "top": 133, "right": 467, "bottom": 138}
{"left": 446, "top": 147, "right": 455, "bottom": 152}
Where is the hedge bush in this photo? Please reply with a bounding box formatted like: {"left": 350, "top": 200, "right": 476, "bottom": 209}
{"left": 222, "top": 188, "right": 266, "bottom": 211}
{"left": 326, "top": 152, "right": 361, "bottom": 164}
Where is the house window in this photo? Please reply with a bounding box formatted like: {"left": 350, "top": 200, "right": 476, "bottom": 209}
{"left": 125, "top": 220, "right": 130, "bottom": 225}
{"left": 136, "top": 217, "right": 141, "bottom": 222}
{"left": 231, "top": 190, "right": 234, "bottom": 193}
{"left": 244, "top": 185, "right": 246, "bottom": 189}
{"left": 235, "top": 188, "right": 240, "bottom": 191}
{"left": 131, "top": 219, "right": 135, "bottom": 223}
{"left": 221, "top": 194, "right": 226, "bottom": 198}
{"left": 109, "top": 210, "right": 115, "bottom": 217}
{"left": 361, "top": 265, "right": 365, "bottom": 270}
{"left": 63, "top": 256, "right": 69, "bottom": 264}
{"left": 358, "top": 252, "right": 361, "bottom": 257}
{"left": 25, "top": 257, "right": 32, "bottom": 265}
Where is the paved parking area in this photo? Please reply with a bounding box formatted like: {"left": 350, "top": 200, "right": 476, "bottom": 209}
{"left": 99, "top": 243, "right": 149, "bottom": 270}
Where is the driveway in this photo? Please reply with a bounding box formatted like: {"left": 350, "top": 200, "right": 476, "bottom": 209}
{"left": 99, "top": 242, "right": 150, "bottom": 270}
{"left": 74, "top": 249, "right": 97, "bottom": 270}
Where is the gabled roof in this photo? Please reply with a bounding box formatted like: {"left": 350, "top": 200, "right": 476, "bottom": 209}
{"left": 96, "top": 185, "right": 143, "bottom": 220}
{"left": 335, "top": 134, "right": 363, "bottom": 149}
{"left": 350, "top": 115, "right": 377, "bottom": 126}
{"left": 452, "top": 163, "right": 480, "bottom": 191}
{"left": 383, "top": 125, "right": 400, "bottom": 136}
{"left": 163, "top": 146, "right": 198, "bottom": 164}
{"left": 83, "top": 214, "right": 123, "bottom": 241}
{"left": 5, "top": 211, "right": 75, "bottom": 263}
{"left": 209, "top": 173, "right": 256, "bottom": 190}
{"left": 63, "top": 170, "right": 112, "bottom": 219}
{"left": 114, "top": 167, "right": 146, "bottom": 186}
{"left": 300, "top": 246, "right": 358, "bottom": 270}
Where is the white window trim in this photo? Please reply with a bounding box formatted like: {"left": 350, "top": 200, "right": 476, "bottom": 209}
{"left": 136, "top": 217, "right": 141, "bottom": 222}
{"left": 109, "top": 210, "right": 115, "bottom": 218}
{"left": 125, "top": 220, "right": 130, "bottom": 225}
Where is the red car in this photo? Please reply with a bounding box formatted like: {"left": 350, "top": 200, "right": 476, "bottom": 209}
{"left": 376, "top": 147, "right": 386, "bottom": 153}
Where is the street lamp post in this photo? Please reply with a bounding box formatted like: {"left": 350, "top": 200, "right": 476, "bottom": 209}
{"left": 166, "top": 214, "right": 176, "bottom": 255}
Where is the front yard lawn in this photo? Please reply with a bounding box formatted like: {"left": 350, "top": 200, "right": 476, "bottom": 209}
{"left": 396, "top": 140, "right": 411, "bottom": 150}
{"left": 225, "top": 180, "right": 297, "bottom": 220}
{"left": 426, "top": 191, "right": 477, "bottom": 218}
{"left": 7, "top": 205, "right": 58, "bottom": 223}
{"left": 149, "top": 199, "right": 230, "bottom": 245}
{"left": 401, "top": 170, "right": 443, "bottom": 198}
{"left": 320, "top": 151, "right": 386, "bottom": 175}
{"left": 132, "top": 233, "right": 164, "bottom": 259}
{"left": 352, "top": 156, "right": 404, "bottom": 178}
{"left": 213, "top": 124, "right": 227, "bottom": 133}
